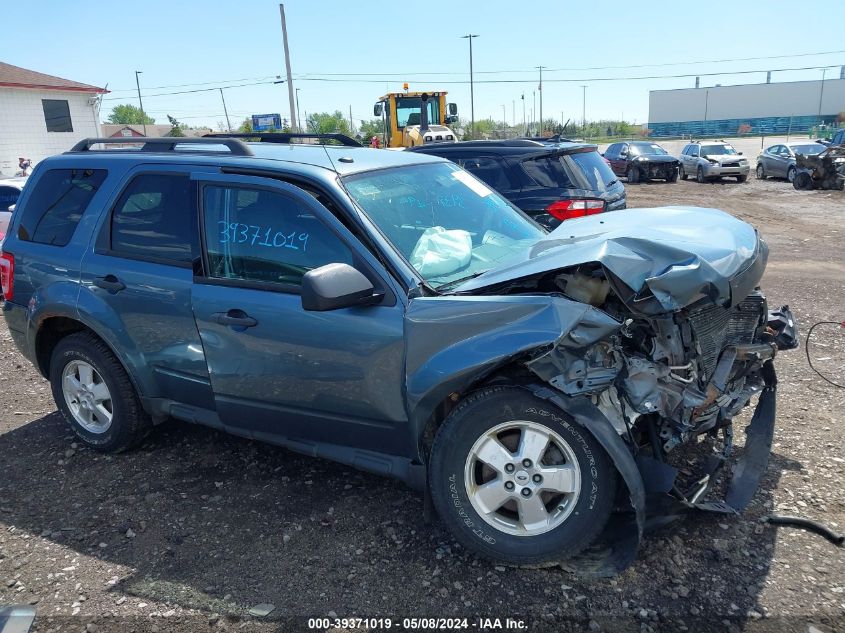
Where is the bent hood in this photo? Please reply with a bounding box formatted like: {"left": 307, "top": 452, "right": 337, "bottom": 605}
{"left": 455, "top": 206, "right": 765, "bottom": 312}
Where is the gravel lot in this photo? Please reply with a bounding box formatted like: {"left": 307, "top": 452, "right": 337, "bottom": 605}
{"left": 1, "top": 172, "right": 844, "bottom": 633}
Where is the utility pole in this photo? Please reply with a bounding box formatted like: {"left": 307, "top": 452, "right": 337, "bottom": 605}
{"left": 501, "top": 104, "right": 506, "bottom": 134}
{"left": 818, "top": 67, "right": 827, "bottom": 120}
{"left": 536, "top": 66, "right": 545, "bottom": 134}
{"left": 279, "top": 4, "right": 298, "bottom": 132}
{"left": 580, "top": 85, "right": 587, "bottom": 136}
{"left": 134, "top": 71, "right": 146, "bottom": 136}
{"left": 512, "top": 100, "right": 515, "bottom": 126}
{"left": 461, "top": 34, "right": 479, "bottom": 139}
{"left": 295, "top": 88, "right": 302, "bottom": 131}
{"left": 532, "top": 91, "right": 536, "bottom": 134}
{"left": 349, "top": 105, "right": 354, "bottom": 136}
{"left": 218, "top": 89, "right": 232, "bottom": 132}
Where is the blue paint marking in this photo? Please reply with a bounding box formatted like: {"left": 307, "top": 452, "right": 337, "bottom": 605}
{"left": 217, "top": 221, "right": 309, "bottom": 251}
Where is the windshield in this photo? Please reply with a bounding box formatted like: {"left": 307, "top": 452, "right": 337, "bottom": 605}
{"left": 343, "top": 162, "right": 543, "bottom": 289}
{"left": 789, "top": 144, "right": 824, "bottom": 155}
{"left": 395, "top": 97, "right": 440, "bottom": 129}
{"left": 700, "top": 144, "right": 737, "bottom": 156}
{"left": 630, "top": 143, "right": 668, "bottom": 156}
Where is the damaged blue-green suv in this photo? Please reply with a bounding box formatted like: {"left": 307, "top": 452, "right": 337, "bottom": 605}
{"left": 0, "top": 135, "right": 797, "bottom": 575}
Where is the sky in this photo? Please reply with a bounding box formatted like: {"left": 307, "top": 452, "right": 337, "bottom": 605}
{"left": 3, "top": 0, "right": 844, "bottom": 131}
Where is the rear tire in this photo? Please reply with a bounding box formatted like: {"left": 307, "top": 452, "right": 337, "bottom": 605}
{"left": 787, "top": 166, "right": 796, "bottom": 183}
{"left": 50, "top": 332, "right": 151, "bottom": 453}
{"left": 429, "top": 387, "right": 617, "bottom": 566}
{"left": 626, "top": 166, "right": 639, "bottom": 184}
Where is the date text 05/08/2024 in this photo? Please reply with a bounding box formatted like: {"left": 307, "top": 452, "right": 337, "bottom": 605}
{"left": 307, "top": 617, "right": 528, "bottom": 630}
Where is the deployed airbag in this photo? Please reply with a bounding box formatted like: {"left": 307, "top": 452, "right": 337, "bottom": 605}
{"left": 410, "top": 226, "right": 472, "bottom": 278}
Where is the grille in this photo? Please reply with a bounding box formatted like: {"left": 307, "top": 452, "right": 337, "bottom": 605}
{"left": 687, "top": 293, "right": 765, "bottom": 381}
{"left": 723, "top": 162, "right": 740, "bottom": 168}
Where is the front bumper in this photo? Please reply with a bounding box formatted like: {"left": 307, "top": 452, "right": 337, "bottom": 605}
{"left": 703, "top": 162, "right": 750, "bottom": 177}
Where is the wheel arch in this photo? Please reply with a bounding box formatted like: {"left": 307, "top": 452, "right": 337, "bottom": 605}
{"left": 35, "top": 315, "right": 149, "bottom": 405}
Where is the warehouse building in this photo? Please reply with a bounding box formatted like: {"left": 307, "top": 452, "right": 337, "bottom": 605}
{"left": 0, "top": 61, "right": 106, "bottom": 174}
{"left": 648, "top": 70, "right": 845, "bottom": 137}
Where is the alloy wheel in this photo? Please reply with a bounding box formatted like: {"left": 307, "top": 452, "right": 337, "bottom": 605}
{"left": 464, "top": 420, "right": 581, "bottom": 536}
{"left": 61, "top": 360, "right": 114, "bottom": 433}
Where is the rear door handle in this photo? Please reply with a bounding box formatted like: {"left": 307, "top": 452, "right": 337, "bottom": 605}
{"left": 210, "top": 309, "right": 258, "bottom": 328}
{"left": 93, "top": 275, "right": 126, "bottom": 293}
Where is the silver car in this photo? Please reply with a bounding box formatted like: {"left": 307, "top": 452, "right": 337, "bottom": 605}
{"left": 756, "top": 141, "right": 825, "bottom": 183}
{"left": 0, "top": 176, "right": 27, "bottom": 238}
{"left": 679, "top": 141, "right": 750, "bottom": 183}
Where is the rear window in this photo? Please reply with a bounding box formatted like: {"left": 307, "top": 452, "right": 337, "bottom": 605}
{"left": 520, "top": 156, "right": 575, "bottom": 188}
{"left": 16, "top": 169, "right": 107, "bottom": 246}
{"left": 568, "top": 151, "right": 618, "bottom": 190}
{"left": 0, "top": 186, "right": 21, "bottom": 211}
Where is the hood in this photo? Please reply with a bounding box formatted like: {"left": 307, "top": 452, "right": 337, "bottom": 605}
{"left": 453, "top": 206, "right": 764, "bottom": 311}
{"left": 704, "top": 154, "right": 745, "bottom": 163}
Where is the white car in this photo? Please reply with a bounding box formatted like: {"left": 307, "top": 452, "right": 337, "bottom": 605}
{"left": 0, "top": 175, "right": 27, "bottom": 238}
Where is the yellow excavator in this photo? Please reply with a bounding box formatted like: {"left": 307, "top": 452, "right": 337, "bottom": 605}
{"left": 373, "top": 88, "right": 459, "bottom": 148}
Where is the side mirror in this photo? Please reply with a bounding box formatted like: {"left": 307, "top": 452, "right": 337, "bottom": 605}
{"left": 447, "top": 103, "right": 458, "bottom": 116}
{"left": 373, "top": 103, "right": 383, "bottom": 117}
{"left": 738, "top": 151, "right": 743, "bottom": 155}
{"left": 446, "top": 115, "right": 459, "bottom": 124}
{"left": 301, "top": 263, "right": 376, "bottom": 311}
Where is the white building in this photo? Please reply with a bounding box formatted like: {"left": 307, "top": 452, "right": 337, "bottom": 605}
{"left": 648, "top": 73, "right": 845, "bottom": 137}
{"left": 0, "top": 61, "right": 106, "bottom": 175}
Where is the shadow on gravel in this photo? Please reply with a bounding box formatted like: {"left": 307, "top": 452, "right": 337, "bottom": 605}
{"left": 0, "top": 411, "right": 836, "bottom": 633}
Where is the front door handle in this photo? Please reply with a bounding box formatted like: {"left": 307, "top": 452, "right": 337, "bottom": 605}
{"left": 94, "top": 275, "right": 126, "bottom": 293}
{"left": 210, "top": 309, "right": 258, "bottom": 328}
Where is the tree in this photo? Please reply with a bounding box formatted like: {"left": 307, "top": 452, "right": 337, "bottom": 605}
{"left": 358, "top": 118, "right": 383, "bottom": 140}
{"left": 107, "top": 104, "right": 154, "bottom": 125}
{"left": 237, "top": 118, "right": 253, "bottom": 133}
{"left": 166, "top": 115, "right": 185, "bottom": 137}
{"left": 306, "top": 111, "right": 350, "bottom": 135}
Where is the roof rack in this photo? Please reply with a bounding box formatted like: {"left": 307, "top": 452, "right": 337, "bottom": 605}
{"left": 69, "top": 137, "right": 254, "bottom": 156}
{"left": 203, "top": 132, "right": 362, "bottom": 147}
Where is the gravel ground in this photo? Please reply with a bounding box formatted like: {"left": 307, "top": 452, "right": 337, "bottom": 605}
{"left": 1, "top": 173, "right": 844, "bottom": 633}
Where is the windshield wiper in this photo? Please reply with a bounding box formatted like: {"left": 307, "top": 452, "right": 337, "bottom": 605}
{"left": 435, "top": 270, "right": 488, "bottom": 292}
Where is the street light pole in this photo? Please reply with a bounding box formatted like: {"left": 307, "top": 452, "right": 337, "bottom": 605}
{"left": 501, "top": 104, "right": 506, "bottom": 135}
{"left": 461, "top": 34, "right": 479, "bottom": 139}
{"left": 536, "top": 65, "right": 545, "bottom": 134}
{"left": 818, "top": 67, "right": 827, "bottom": 121}
{"left": 134, "top": 71, "right": 146, "bottom": 136}
{"left": 521, "top": 93, "right": 526, "bottom": 135}
{"left": 295, "top": 88, "right": 302, "bottom": 131}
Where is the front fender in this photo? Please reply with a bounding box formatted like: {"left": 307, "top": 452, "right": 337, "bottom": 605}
{"left": 404, "top": 294, "right": 620, "bottom": 450}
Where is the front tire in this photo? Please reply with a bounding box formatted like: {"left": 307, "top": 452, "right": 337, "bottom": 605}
{"left": 756, "top": 163, "right": 766, "bottom": 180}
{"left": 696, "top": 166, "right": 707, "bottom": 183}
{"left": 626, "top": 166, "right": 639, "bottom": 184}
{"left": 50, "top": 332, "right": 151, "bottom": 453}
{"left": 737, "top": 175, "right": 748, "bottom": 183}
{"left": 429, "top": 387, "right": 616, "bottom": 566}
{"left": 666, "top": 169, "right": 678, "bottom": 183}
{"left": 679, "top": 164, "right": 688, "bottom": 180}
{"left": 787, "top": 166, "right": 796, "bottom": 183}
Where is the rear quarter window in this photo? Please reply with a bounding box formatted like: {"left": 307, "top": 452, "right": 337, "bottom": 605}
{"left": 16, "top": 168, "right": 107, "bottom": 246}
{"left": 566, "top": 151, "right": 618, "bottom": 191}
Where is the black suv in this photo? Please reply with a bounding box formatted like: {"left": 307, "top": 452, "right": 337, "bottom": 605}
{"left": 409, "top": 140, "right": 626, "bottom": 229}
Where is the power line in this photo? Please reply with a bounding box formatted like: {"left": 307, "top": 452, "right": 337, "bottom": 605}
{"left": 291, "top": 63, "right": 843, "bottom": 85}
{"left": 293, "top": 49, "right": 845, "bottom": 76}
{"left": 106, "top": 75, "right": 279, "bottom": 93}
{"left": 102, "top": 80, "right": 278, "bottom": 101}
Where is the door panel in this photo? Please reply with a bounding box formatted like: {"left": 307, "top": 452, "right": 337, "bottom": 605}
{"left": 190, "top": 174, "right": 409, "bottom": 455}
{"left": 79, "top": 166, "right": 214, "bottom": 409}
